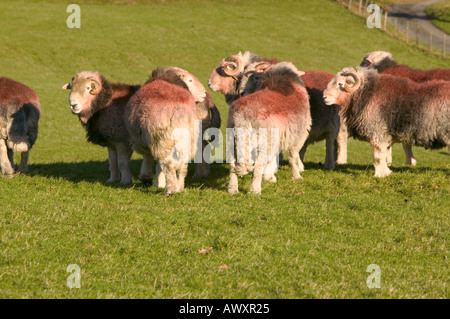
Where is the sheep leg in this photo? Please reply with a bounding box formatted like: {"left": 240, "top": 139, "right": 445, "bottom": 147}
{"left": 7, "top": 148, "right": 15, "bottom": 170}
{"left": 249, "top": 159, "right": 264, "bottom": 195}
{"left": 402, "top": 144, "right": 417, "bottom": 166}
{"left": 160, "top": 161, "right": 177, "bottom": 195}
{"left": 193, "top": 140, "right": 210, "bottom": 179}
{"left": 386, "top": 145, "right": 393, "bottom": 167}
{"left": 324, "top": 134, "right": 336, "bottom": 170}
{"left": 177, "top": 162, "right": 188, "bottom": 192}
{"left": 153, "top": 161, "right": 166, "bottom": 188}
{"left": 228, "top": 152, "right": 239, "bottom": 195}
{"left": 299, "top": 145, "right": 307, "bottom": 163}
{"left": 251, "top": 134, "right": 270, "bottom": 195}
{"left": 116, "top": 143, "right": 133, "bottom": 185}
{"left": 193, "top": 161, "right": 210, "bottom": 179}
{"left": 0, "top": 139, "right": 14, "bottom": 178}
{"left": 106, "top": 146, "right": 120, "bottom": 183}
{"left": 372, "top": 142, "right": 392, "bottom": 178}
{"left": 288, "top": 148, "right": 303, "bottom": 180}
{"left": 139, "top": 153, "right": 154, "bottom": 184}
{"left": 18, "top": 151, "right": 29, "bottom": 173}
{"left": 262, "top": 155, "right": 277, "bottom": 183}
{"left": 336, "top": 121, "right": 348, "bottom": 165}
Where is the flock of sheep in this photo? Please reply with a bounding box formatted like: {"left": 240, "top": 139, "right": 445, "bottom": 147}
{"left": 0, "top": 50, "right": 449, "bottom": 194}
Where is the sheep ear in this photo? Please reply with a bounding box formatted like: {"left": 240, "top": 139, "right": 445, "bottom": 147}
{"left": 89, "top": 81, "right": 101, "bottom": 95}
{"left": 297, "top": 70, "right": 305, "bottom": 76}
{"left": 62, "top": 83, "right": 71, "bottom": 90}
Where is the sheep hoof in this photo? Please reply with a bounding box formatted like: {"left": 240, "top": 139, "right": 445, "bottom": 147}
{"left": 18, "top": 167, "right": 28, "bottom": 174}
{"left": 228, "top": 187, "right": 239, "bottom": 195}
{"left": 324, "top": 162, "right": 335, "bottom": 170}
{"left": 2, "top": 173, "right": 14, "bottom": 179}
{"left": 374, "top": 169, "right": 391, "bottom": 178}
{"left": 263, "top": 174, "right": 277, "bottom": 183}
{"left": 192, "top": 172, "right": 209, "bottom": 180}
{"left": 165, "top": 189, "right": 177, "bottom": 196}
{"left": 406, "top": 158, "right": 417, "bottom": 166}
{"left": 140, "top": 177, "right": 153, "bottom": 185}
{"left": 292, "top": 175, "right": 303, "bottom": 180}
{"left": 120, "top": 176, "right": 133, "bottom": 185}
{"left": 249, "top": 188, "right": 261, "bottom": 195}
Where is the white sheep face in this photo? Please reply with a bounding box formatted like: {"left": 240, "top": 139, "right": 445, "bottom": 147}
{"left": 62, "top": 71, "right": 102, "bottom": 114}
{"left": 360, "top": 51, "right": 393, "bottom": 67}
{"left": 323, "top": 68, "right": 359, "bottom": 106}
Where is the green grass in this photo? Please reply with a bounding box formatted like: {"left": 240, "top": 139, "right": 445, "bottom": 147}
{"left": 0, "top": 0, "right": 449, "bottom": 299}
{"left": 425, "top": 0, "right": 450, "bottom": 35}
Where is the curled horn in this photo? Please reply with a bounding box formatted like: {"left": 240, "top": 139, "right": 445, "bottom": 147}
{"left": 222, "top": 58, "right": 241, "bottom": 77}
{"left": 88, "top": 78, "right": 102, "bottom": 95}
{"left": 342, "top": 71, "right": 360, "bottom": 93}
{"left": 254, "top": 62, "right": 273, "bottom": 73}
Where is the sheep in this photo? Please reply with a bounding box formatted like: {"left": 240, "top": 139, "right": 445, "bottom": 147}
{"left": 209, "top": 51, "right": 341, "bottom": 169}
{"left": 0, "top": 77, "right": 40, "bottom": 178}
{"left": 323, "top": 66, "right": 450, "bottom": 178}
{"left": 238, "top": 62, "right": 340, "bottom": 170}
{"left": 301, "top": 71, "right": 343, "bottom": 167}
{"left": 62, "top": 71, "right": 140, "bottom": 184}
{"left": 227, "top": 61, "right": 312, "bottom": 194}
{"left": 360, "top": 51, "right": 450, "bottom": 82}
{"left": 208, "top": 51, "right": 278, "bottom": 105}
{"left": 360, "top": 50, "right": 450, "bottom": 164}
{"left": 125, "top": 67, "right": 221, "bottom": 195}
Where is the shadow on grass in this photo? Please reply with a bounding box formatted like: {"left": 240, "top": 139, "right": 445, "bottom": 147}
{"left": 327, "top": 162, "right": 450, "bottom": 176}
{"left": 26, "top": 159, "right": 231, "bottom": 192}
{"left": 25, "top": 159, "right": 449, "bottom": 192}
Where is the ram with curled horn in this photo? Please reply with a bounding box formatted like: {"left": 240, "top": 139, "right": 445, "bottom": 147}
{"left": 323, "top": 66, "right": 450, "bottom": 178}
{"left": 360, "top": 50, "right": 450, "bottom": 165}
{"left": 236, "top": 59, "right": 340, "bottom": 171}
{"left": 342, "top": 71, "right": 360, "bottom": 93}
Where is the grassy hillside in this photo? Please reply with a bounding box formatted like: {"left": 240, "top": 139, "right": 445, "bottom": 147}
{"left": 425, "top": 0, "right": 450, "bottom": 35}
{"left": 0, "top": 0, "right": 448, "bottom": 299}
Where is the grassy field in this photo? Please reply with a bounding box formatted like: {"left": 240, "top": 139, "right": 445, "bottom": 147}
{"left": 425, "top": 0, "right": 450, "bottom": 35}
{"left": 0, "top": 0, "right": 448, "bottom": 299}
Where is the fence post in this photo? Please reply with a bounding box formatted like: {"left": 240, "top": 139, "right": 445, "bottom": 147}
{"left": 443, "top": 34, "right": 447, "bottom": 58}
{"left": 349, "top": 0, "right": 352, "bottom": 10}
{"left": 359, "top": 0, "right": 362, "bottom": 15}
{"left": 429, "top": 31, "right": 432, "bottom": 52}
{"left": 406, "top": 20, "right": 409, "bottom": 43}
{"left": 416, "top": 25, "right": 419, "bottom": 45}
{"left": 384, "top": 11, "right": 387, "bottom": 31}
